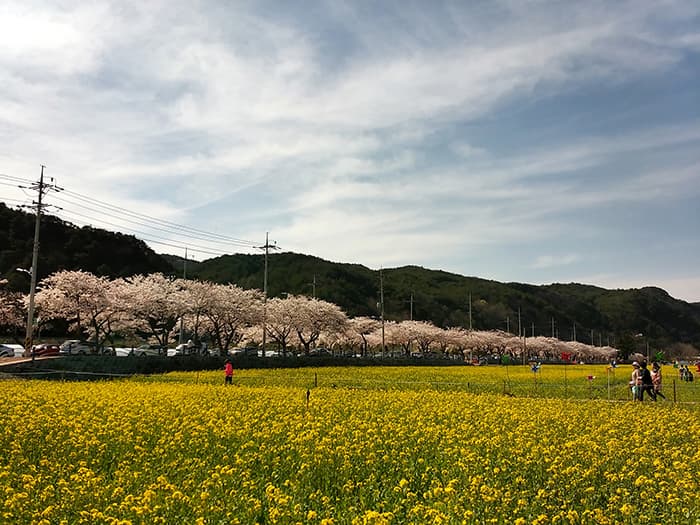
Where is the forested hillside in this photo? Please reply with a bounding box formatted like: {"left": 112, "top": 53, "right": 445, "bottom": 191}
{"left": 2, "top": 202, "right": 699, "bottom": 351}
{"left": 0, "top": 203, "right": 172, "bottom": 290}
{"left": 192, "top": 253, "right": 700, "bottom": 351}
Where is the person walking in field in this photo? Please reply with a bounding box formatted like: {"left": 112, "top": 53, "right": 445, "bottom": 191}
{"left": 651, "top": 362, "right": 666, "bottom": 400}
{"left": 630, "top": 362, "right": 642, "bottom": 401}
{"left": 224, "top": 359, "right": 234, "bottom": 385}
{"left": 638, "top": 361, "right": 656, "bottom": 401}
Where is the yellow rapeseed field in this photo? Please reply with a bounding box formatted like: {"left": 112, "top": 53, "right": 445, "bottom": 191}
{"left": 1, "top": 366, "right": 698, "bottom": 524}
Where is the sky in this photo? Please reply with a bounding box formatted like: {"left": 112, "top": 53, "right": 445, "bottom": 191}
{"left": 1, "top": 0, "right": 699, "bottom": 302}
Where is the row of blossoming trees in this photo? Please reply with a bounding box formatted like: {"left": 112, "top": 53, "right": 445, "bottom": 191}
{"left": 0, "top": 271, "right": 618, "bottom": 362}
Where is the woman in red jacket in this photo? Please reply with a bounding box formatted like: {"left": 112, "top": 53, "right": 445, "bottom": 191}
{"left": 224, "top": 359, "right": 233, "bottom": 385}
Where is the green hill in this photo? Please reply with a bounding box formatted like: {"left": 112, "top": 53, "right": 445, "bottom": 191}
{"left": 2, "top": 202, "right": 699, "bottom": 352}
{"left": 0, "top": 202, "right": 173, "bottom": 290}
{"left": 191, "top": 252, "right": 700, "bottom": 351}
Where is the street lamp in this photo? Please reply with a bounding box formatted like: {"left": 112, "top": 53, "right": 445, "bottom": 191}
{"left": 634, "top": 333, "right": 650, "bottom": 362}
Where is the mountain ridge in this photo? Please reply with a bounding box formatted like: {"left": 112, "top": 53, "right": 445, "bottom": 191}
{"left": 1, "top": 202, "right": 698, "bottom": 352}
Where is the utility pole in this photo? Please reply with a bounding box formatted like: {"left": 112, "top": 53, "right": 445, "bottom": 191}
{"left": 646, "top": 340, "right": 650, "bottom": 363}
{"left": 259, "top": 233, "right": 278, "bottom": 358}
{"left": 572, "top": 321, "right": 577, "bottom": 342}
{"left": 178, "top": 247, "right": 188, "bottom": 345}
{"left": 506, "top": 316, "right": 510, "bottom": 333}
{"left": 517, "top": 307, "right": 522, "bottom": 337}
{"left": 468, "top": 293, "right": 472, "bottom": 331}
{"left": 531, "top": 322, "right": 535, "bottom": 338}
{"left": 380, "top": 269, "right": 385, "bottom": 355}
{"left": 24, "top": 166, "right": 50, "bottom": 360}
{"left": 551, "top": 317, "right": 555, "bottom": 338}
{"left": 311, "top": 274, "right": 316, "bottom": 298}
{"left": 404, "top": 292, "right": 414, "bottom": 321}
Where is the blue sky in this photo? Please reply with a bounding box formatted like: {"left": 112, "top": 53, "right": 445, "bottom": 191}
{"left": 1, "top": 0, "right": 699, "bottom": 301}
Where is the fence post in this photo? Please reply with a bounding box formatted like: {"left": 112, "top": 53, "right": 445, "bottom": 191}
{"left": 673, "top": 379, "right": 677, "bottom": 403}
{"left": 314, "top": 372, "right": 318, "bottom": 387}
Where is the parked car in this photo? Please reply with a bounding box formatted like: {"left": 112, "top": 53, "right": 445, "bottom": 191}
{"left": 0, "top": 344, "right": 16, "bottom": 358}
{"left": 308, "top": 347, "right": 332, "bottom": 357}
{"left": 32, "top": 343, "right": 60, "bottom": 357}
{"left": 59, "top": 340, "right": 93, "bottom": 355}
{"left": 172, "top": 342, "right": 208, "bottom": 356}
{"left": 131, "top": 344, "right": 166, "bottom": 357}
{"left": 229, "top": 347, "right": 259, "bottom": 358}
{"left": 172, "top": 343, "right": 190, "bottom": 356}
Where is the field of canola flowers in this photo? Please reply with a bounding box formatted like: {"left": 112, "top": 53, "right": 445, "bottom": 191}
{"left": 1, "top": 365, "right": 699, "bottom": 524}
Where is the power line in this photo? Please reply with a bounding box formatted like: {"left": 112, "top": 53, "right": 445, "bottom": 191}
{"left": 60, "top": 188, "right": 259, "bottom": 247}
{"left": 126, "top": 237, "right": 229, "bottom": 258}
{"left": 53, "top": 208, "right": 234, "bottom": 257}
{"left": 0, "top": 181, "right": 27, "bottom": 189}
{"left": 0, "top": 196, "right": 28, "bottom": 205}
{"left": 51, "top": 193, "right": 255, "bottom": 250}
{"left": 0, "top": 173, "right": 35, "bottom": 184}
{"left": 1, "top": 170, "right": 267, "bottom": 259}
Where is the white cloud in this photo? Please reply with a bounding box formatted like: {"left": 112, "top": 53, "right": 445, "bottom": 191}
{"left": 1, "top": 1, "right": 699, "bottom": 300}
{"left": 0, "top": 3, "right": 109, "bottom": 76}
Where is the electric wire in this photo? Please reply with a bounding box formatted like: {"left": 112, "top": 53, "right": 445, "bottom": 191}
{"left": 1, "top": 171, "right": 269, "bottom": 257}
{"left": 0, "top": 181, "right": 26, "bottom": 189}
{"left": 0, "top": 196, "right": 28, "bottom": 205}
{"left": 53, "top": 205, "right": 236, "bottom": 255}
{"left": 0, "top": 173, "right": 34, "bottom": 184}
{"left": 59, "top": 209, "right": 229, "bottom": 257}
{"left": 50, "top": 192, "right": 255, "bottom": 250}
{"left": 54, "top": 207, "right": 234, "bottom": 257}
{"left": 61, "top": 188, "right": 259, "bottom": 247}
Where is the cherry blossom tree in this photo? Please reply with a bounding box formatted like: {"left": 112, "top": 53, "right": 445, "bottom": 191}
{"left": 346, "top": 316, "right": 381, "bottom": 356}
{"left": 287, "top": 295, "right": 348, "bottom": 355}
{"left": 406, "top": 320, "right": 443, "bottom": 355}
{"left": 120, "top": 274, "right": 187, "bottom": 349}
{"left": 34, "top": 270, "right": 124, "bottom": 352}
{"left": 383, "top": 321, "right": 413, "bottom": 355}
{"left": 265, "top": 297, "right": 296, "bottom": 354}
{"left": 440, "top": 327, "right": 470, "bottom": 358}
{"left": 202, "top": 283, "right": 263, "bottom": 351}
{"left": 526, "top": 336, "right": 561, "bottom": 360}
{"left": 364, "top": 326, "right": 386, "bottom": 356}
{"left": 179, "top": 280, "right": 214, "bottom": 346}
{"left": 240, "top": 324, "right": 263, "bottom": 348}
{"left": 0, "top": 279, "right": 25, "bottom": 340}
